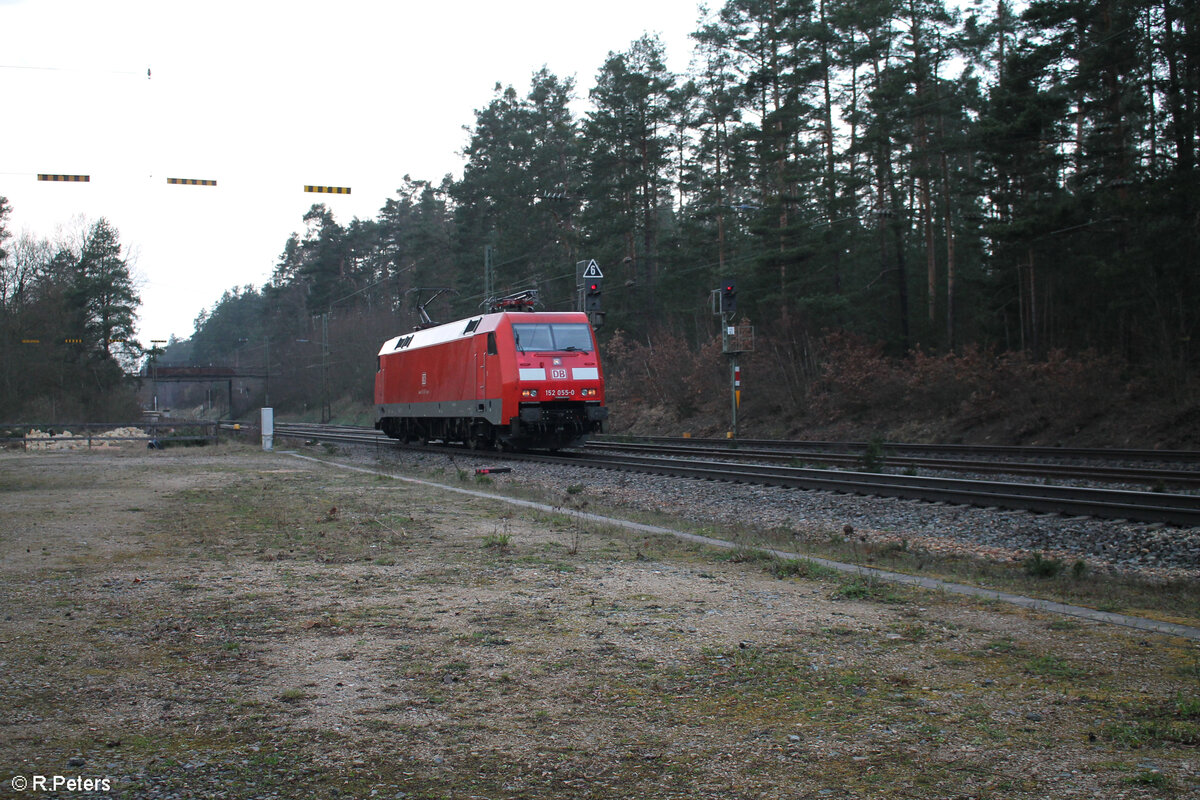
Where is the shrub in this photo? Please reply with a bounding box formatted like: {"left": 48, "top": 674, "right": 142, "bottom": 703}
{"left": 770, "top": 557, "right": 836, "bottom": 580}
{"left": 810, "top": 332, "right": 906, "bottom": 415}
{"left": 482, "top": 533, "right": 511, "bottom": 550}
{"left": 861, "top": 436, "right": 887, "bottom": 472}
{"left": 1024, "top": 551, "right": 1064, "bottom": 578}
{"left": 727, "top": 546, "right": 776, "bottom": 564}
{"left": 602, "top": 328, "right": 722, "bottom": 420}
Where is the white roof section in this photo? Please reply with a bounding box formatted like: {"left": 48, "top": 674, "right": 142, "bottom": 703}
{"left": 377, "top": 311, "right": 588, "bottom": 356}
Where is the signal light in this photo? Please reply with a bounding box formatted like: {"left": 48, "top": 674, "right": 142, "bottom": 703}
{"left": 720, "top": 280, "right": 737, "bottom": 313}
{"left": 585, "top": 279, "right": 602, "bottom": 312}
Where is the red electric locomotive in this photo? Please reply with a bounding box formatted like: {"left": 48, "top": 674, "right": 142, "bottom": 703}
{"left": 374, "top": 302, "right": 607, "bottom": 450}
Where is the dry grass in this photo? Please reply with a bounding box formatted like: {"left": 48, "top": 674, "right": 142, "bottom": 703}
{"left": 1, "top": 445, "right": 1197, "bottom": 799}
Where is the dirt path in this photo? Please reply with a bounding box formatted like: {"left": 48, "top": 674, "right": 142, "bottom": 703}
{"left": 1, "top": 446, "right": 1197, "bottom": 799}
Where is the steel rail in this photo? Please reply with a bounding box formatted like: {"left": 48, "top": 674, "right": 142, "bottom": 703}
{"left": 594, "top": 434, "right": 1200, "bottom": 464}
{"left": 271, "top": 423, "right": 1200, "bottom": 526}
{"left": 272, "top": 422, "right": 386, "bottom": 445}
{"left": 584, "top": 441, "right": 1200, "bottom": 488}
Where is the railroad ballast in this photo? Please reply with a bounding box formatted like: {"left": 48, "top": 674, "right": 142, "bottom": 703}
{"left": 374, "top": 309, "right": 607, "bottom": 450}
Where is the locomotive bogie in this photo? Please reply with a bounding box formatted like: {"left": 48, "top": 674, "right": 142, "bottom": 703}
{"left": 374, "top": 311, "right": 606, "bottom": 450}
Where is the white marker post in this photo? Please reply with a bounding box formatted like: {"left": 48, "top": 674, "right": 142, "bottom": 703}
{"left": 261, "top": 407, "right": 274, "bottom": 451}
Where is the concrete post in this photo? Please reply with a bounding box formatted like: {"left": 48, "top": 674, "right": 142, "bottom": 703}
{"left": 261, "top": 407, "right": 274, "bottom": 451}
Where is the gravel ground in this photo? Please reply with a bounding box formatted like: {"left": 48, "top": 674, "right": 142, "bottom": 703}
{"left": 3, "top": 445, "right": 1199, "bottom": 799}
{"left": 368, "top": 445, "right": 1200, "bottom": 582}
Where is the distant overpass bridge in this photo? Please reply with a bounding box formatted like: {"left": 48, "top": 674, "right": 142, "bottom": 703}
{"left": 142, "top": 366, "right": 266, "bottom": 380}
{"left": 139, "top": 365, "right": 268, "bottom": 416}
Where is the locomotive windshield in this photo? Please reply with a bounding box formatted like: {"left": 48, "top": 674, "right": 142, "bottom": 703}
{"left": 511, "top": 323, "right": 593, "bottom": 353}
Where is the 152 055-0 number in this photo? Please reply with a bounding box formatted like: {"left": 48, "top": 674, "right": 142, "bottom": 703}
{"left": 544, "top": 388, "right": 576, "bottom": 398}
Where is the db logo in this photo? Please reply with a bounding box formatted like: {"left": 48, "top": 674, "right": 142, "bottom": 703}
{"left": 550, "top": 368, "right": 567, "bottom": 380}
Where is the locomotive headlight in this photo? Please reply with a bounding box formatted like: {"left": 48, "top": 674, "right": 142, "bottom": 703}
{"left": 582, "top": 388, "right": 597, "bottom": 397}
{"left": 521, "top": 388, "right": 538, "bottom": 398}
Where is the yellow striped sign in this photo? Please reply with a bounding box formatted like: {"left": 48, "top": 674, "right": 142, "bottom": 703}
{"left": 304, "top": 185, "right": 351, "bottom": 194}
{"left": 168, "top": 178, "right": 217, "bottom": 186}
{"left": 38, "top": 174, "right": 90, "bottom": 182}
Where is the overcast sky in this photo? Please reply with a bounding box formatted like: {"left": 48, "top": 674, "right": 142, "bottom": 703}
{"left": 1, "top": 0, "right": 705, "bottom": 345}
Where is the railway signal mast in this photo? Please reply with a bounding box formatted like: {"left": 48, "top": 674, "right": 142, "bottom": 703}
{"left": 721, "top": 282, "right": 737, "bottom": 314}
{"left": 577, "top": 259, "right": 605, "bottom": 328}
{"left": 713, "top": 279, "right": 753, "bottom": 438}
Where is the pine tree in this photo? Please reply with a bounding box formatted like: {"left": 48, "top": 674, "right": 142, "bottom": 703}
{"left": 0, "top": 196, "right": 10, "bottom": 264}
{"left": 582, "top": 35, "right": 678, "bottom": 327}
{"left": 72, "top": 218, "right": 140, "bottom": 365}
{"left": 452, "top": 70, "right": 582, "bottom": 309}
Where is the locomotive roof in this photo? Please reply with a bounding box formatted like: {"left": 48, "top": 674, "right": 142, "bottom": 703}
{"left": 377, "top": 310, "right": 588, "bottom": 356}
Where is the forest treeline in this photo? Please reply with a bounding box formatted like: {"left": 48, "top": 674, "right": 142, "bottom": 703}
{"left": 4, "top": 0, "right": 1198, "bottom": 430}
{"left": 0, "top": 197, "right": 143, "bottom": 420}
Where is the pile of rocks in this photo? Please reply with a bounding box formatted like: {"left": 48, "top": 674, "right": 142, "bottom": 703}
{"left": 23, "top": 427, "right": 151, "bottom": 451}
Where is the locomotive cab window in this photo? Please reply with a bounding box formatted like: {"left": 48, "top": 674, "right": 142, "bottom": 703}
{"left": 511, "top": 323, "right": 592, "bottom": 353}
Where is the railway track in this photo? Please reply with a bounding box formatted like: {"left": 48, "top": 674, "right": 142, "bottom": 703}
{"left": 596, "top": 434, "right": 1200, "bottom": 464}
{"left": 267, "top": 422, "right": 1200, "bottom": 527}
{"left": 585, "top": 439, "right": 1200, "bottom": 489}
